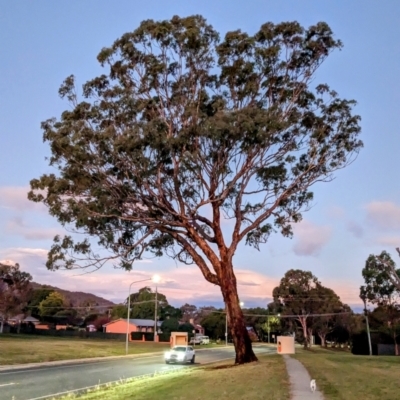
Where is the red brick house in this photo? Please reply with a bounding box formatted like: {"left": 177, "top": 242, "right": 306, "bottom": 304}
{"left": 103, "top": 318, "right": 162, "bottom": 334}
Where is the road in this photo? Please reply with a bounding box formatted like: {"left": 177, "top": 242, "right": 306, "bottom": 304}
{"left": 0, "top": 345, "right": 274, "bottom": 400}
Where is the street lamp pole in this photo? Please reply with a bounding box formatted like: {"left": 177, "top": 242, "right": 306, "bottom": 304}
{"left": 225, "top": 311, "right": 228, "bottom": 346}
{"left": 125, "top": 275, "right": 161, "bottom": 356}
{"left": 267, "top": 309, "right": 270, "bottom": 344}
{"left": 154, "top": 285, "right": 158, "bottom": 341}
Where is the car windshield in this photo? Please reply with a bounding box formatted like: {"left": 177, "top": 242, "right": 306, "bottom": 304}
{"left": 173, "top": 347, "right": 186, "bottom": 352}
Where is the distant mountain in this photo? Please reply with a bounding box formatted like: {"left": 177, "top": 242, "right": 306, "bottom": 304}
{"left": 30, "top": 282, "right": 115, "bottom": 312}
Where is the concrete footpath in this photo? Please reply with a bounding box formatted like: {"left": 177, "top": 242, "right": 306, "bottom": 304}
{"left": 283, "top": 355, "right": 324, "bottom": 399}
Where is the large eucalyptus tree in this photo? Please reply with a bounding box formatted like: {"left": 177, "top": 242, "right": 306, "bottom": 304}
{"left": 29, "top": 15, "right": 362, "bottom": 363}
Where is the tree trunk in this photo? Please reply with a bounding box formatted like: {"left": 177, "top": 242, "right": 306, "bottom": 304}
{"left": 299, "top": 318, "right": 308, "bottom": 349}
{"left": 318, "top": 332, "right": 326, "bottom": 347}
{"left": 307, "top": 327, "right": 313, "bottom": 347}
{"left": 393, "top": 332, "right": 399, "bottom": 356}
{"left": 219, "top": 262, "right": 258, "bottom": 364}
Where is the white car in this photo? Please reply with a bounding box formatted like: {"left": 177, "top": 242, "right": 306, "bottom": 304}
{"left": 164, "top": 345, "right": 195, "bottom": 364}
{"left": 200, "top": 336, "right": 210, "bottom": 344}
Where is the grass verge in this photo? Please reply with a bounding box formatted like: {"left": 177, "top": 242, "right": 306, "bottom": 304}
{"left": 293, "top": 347, "right": 400, "bottom": 400}
{"left": 55, "top": 354, "right": 289, "bottom": 400}
{"left": 0, "top": 334, "right": 170, "bottom": 365}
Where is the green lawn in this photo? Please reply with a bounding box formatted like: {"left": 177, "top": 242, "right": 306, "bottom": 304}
{"left": 0, "top": 334, "right": 170, "bottom": 365}
{"left": 56, "top": 355, "right": 289, "bottom": 400}
{"left": 293, "top": 347, "right": 400, "bottom": 400}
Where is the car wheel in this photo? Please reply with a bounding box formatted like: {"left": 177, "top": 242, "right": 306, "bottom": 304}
{"left": 191, "top": 355, "right": 195, "bottom": 364}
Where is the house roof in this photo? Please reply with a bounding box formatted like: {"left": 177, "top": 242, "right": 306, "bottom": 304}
{"left": 23, "top": 316, "right": 40, "bottom": 323}
{"left": 102, "top": 318, "right": 162, "bottom": 327}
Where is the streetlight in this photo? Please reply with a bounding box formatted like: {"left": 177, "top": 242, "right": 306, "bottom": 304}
{"left": 125, "top": 274, "right": 161, "bottom": 355}
{"left": 153, "top": 274, "right": 161, "bottom": 342}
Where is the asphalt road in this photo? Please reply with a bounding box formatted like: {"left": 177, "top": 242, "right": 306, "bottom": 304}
{"left": 0, "top": 345, "right": 275, "bottom": 400}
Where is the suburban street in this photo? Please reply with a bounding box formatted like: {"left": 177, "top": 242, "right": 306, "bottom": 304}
{"left": 0, "top": 345, "right": 275, "bottom": 400}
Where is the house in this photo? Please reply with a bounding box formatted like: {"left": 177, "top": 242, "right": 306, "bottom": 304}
{"left": 7, "top": 315, "right": 40, "bottom": 326}
{"left": 22, "top": 316, "right": 40, "bottom": 325}
{"left": 187, "top": 318, "right": 205, "bottom": 335}
{"left": 103, "top": 318, "right": 162, "bottom": 334}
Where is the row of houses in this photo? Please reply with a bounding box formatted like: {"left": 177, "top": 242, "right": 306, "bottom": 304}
{"left": 103, "top": 318, "right": 205, "bottom": 335}
{"left": 0, "top": 314, "right": 205, "bottom": 337}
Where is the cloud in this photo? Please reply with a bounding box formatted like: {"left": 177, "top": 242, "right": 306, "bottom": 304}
{"left": 5, "top": 216, "right": 61, "bottom": 241}
{"left": 346, "top": 220, "right": 364, "bottom": 238}
{"left": 0, "top": 186, "right": 46, "bottom": 212}
{"left": 376, "top": 236, "right": 400, "bottom": 248}
{"left": 292, "top": 220, "right": 332, "bottom": 256}
{"left": 0, "top": 247, "right": 362, "bottom": 308}
{"left": 365, "top": 201, "right": 400, "bottom": 231}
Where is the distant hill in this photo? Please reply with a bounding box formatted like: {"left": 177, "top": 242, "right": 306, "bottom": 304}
{"left": 30, "top": 282, "right": 115, "bottom": 312}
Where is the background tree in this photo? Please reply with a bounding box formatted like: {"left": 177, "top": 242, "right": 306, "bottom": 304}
{"left": 361, "top": 251, "right": 400, "bottom": 354}
{"left": 25, "top": 287, "right": 55, "bottom": 318}
{"left": 38, "top": 292, "right": 67, "bottom": 318}
{"left": 178, "top": 321, "right": 196, "bottom": 335}
{"left": 273, "top": 269, "right": 322, "bottom": 347}
{"left": 372, "top": 248, "right": 400, "bottom": 291}
{"left": 92, "top": 316, "right": 111, "bottom": 331}
{"left": 180, "top": 304, "right": 198, "bottom": 323}
{"left": 160, "top": 317, "right": 180, "bottom": 334}
{"left": 311, "top": 287, "right": 349, "bottom": 347}
{"left": 159, "top": 304, "right": 182, "bottom": 321}
{"left": 127, "top": 287, "right": 168, "bottom": 319}
{"left": 0, "top": 263, "right": 32, "bottom": 333}
{"left": 111, "top": 304, "right": 127, "bottom": 319}
{"left": 200, "top": 310, "right": 226, "bottom": 340}
{"left": 29, "top": 15, "right": 362, "bottom": 363}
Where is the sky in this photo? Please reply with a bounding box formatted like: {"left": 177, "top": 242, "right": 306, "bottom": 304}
{"left": 0, "top": 0, "right": 399, "bottom": 310}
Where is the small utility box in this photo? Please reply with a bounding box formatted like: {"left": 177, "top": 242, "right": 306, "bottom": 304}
{"left": 276, "top": 336, "right": 295, "bottom": 354}
{"left": 170, "top": 332, "right": 188, "bottom": 348}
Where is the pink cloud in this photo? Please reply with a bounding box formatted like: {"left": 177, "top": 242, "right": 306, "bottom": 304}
{"left": 0, "top": 186, "right": 46, "bottom": 212}
{"left": 365, "top": 201, "right": 400, "bottom": 231}
{"left": 0, "top": 247, "right": 361, "bottom": 307}
{"left": 292, "top": 220, "right": 332, "bottom": 256}
{"left": 376, "top": 236, "right": 400, "bottom": 248}
{"left": 5, "top": 217, "right": 61, "bottom": 240}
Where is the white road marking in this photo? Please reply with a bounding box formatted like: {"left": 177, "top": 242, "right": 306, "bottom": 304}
{"left": 0, "top": 382, "right": 16, "bottom": 387}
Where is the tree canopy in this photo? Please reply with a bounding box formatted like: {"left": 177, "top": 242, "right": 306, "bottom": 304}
{"left": 0, "top": 263, "right": 32, "bottom": 326}
{"left": 28, "top": 15, "right": 362, "bottom": 363}
{"left": 126, "top": 286, "right": 167, "bottom": 319}
{"left": 273, "top": 269, "right": 350, "bottom": 347}
{"left": 38, "top": 292, "right": 67, "bottom": 317}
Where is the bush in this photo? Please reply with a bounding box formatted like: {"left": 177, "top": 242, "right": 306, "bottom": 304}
{"left": 131, "top": 332, "right": 143, "bottom": 340}
{"left": 158, "top": 333, "right": 171, "bottom": 342}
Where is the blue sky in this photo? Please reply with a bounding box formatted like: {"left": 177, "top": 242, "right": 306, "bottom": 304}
{"left": 0, "top": 1, "right": 399, "bottom": 309}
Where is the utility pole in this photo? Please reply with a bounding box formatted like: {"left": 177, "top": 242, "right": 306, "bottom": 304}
{"left": 225, "top": 307, "right": 228, "bottom": 346}
{"left": 154, "top": 285, "right": 158, "bottom": 342}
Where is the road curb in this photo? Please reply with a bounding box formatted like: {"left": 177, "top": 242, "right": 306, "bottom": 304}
{"left": 0, "top": 351, "right": 164, "bottom": 372}
{"left": 0, "top": 345, "right": 232, "bottom": 372}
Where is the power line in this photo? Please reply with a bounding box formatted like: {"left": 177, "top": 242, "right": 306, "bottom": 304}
{"left": 25, "top": 300, "right": 158, "bottom": 310}
{"left": 209, "top": 310, "right": 353, "bottom": 318}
